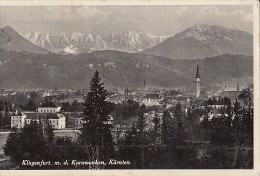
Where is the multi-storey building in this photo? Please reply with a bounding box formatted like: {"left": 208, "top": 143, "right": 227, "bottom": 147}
{"left": 10, "top": 101, "right": 65, "bottom": 130}
{"left": 11, "top": 110, "right": 26, "bottom": 129}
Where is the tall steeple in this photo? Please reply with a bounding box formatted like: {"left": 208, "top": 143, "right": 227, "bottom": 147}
{"left": 196, "top": 64, "right": 200, "bottom": 78}
{"left": 195, "top": 64, "right": 200, "bottom": 97}
{"left": 143, "top": 79, "right": 147, "bottom": 92}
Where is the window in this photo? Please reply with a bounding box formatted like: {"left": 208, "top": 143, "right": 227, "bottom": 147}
{"left": 57, "top": 123, "right": 58, "bottom": 125}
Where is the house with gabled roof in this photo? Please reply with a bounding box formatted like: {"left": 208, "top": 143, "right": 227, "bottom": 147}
{"left": 11, "top": 109, "right": 26, "bottom": 128}
{"left": 38, "top": 101, "right": 61, "bottom": 113}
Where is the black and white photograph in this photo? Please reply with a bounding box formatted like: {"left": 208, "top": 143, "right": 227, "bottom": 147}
{"left": 0, "top": 1, "right": 258, "bottom": 173}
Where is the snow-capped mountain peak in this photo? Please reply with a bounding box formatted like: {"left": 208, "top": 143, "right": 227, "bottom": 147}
{"left": 23, "top": 30, "right": 169, "bottom": 54}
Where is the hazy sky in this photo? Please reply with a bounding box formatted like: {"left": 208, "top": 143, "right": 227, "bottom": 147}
{"left": 0, "top": 5, "right": 253, "bottom": 36}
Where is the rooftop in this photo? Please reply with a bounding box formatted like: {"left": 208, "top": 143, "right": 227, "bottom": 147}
{"left": 39, "top": 101, "right": 62, "bottom": 108}
{"left": 11, "top": 111, "right": 25, "bottom": 116}
{"left": 218, "top": 91, "right": 241, "bottom": 101}
{"left": 25, "top": 113, "right": 65, "bottom": 119}
{"left": 175, "top": 96, "right": 190, "bottom": 101}
{"left": 143, "top": 93, "right": 161, "bottom": 99}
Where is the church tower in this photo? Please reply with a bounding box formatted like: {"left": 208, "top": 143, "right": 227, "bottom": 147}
{"left": 143, "top": 79, "right": 147, "bottom": 92}
{"left": 195, "top": 64, "right": 200, "bottom": 97}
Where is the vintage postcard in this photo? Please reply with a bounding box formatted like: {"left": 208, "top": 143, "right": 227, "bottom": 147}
{"left": 0, "top": 0, "right": 259, "bottom": 175}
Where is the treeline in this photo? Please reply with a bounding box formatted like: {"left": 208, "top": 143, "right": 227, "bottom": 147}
{"left": 61, "top": 100, "right": 83, "bottom": 112}
{"left": 205, "top": 97, "right": 231, "bottom": 105}
{"left": 116, "top": 93, "right": 253, "bottom": 169}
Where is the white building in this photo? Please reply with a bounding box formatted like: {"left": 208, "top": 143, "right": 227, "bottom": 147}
{"left": 42, "top": 91, "right": 50, "bottom": 97}
{"left": 200, "top": 109, "right": 228, "bottom": 122}
{"left": 38, "top": 101, "right": 61, "bottom": 113}
{"left": 104, "top": 115, "right": 114, "bottom": 125}
{"left": 11, "top": 104, "right": 66, "bottom": 130}
{"left": 47, "top": 114, "right": 66, "bottom": 129}
{"left": 11, "top": 110, "right": 26, "bottom": 128}
{"left": 25, "top": 113, "right": 66, "bottom": 130}
{"left": 142, "top": 94, "right": 163, "bottom": 106}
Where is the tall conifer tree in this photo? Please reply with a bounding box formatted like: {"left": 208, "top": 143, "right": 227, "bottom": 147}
{"left": 81, "top": 70, "right": 113, "bottom": 146}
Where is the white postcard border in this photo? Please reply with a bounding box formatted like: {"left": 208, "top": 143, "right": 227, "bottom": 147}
{"left": 0, "top": 0, "right": 259, "bottom": 176}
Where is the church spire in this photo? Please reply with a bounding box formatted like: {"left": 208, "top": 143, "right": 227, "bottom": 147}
{"left": 143, "top": 79, "right": 147, "bottom": 92}
{"left": 195, "top": 64, "right": 200, "bottom": 98}
{"left": 237, "top": 84, "right": 240, "bottom": 91}
{"left": 196, "top": 64, "right": 200, "bottom": 78}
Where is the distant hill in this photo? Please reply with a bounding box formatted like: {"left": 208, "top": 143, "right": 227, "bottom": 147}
{"left": 0, "top": 26, "right": 51, "bottom": 54}
{"left": 143, "top": 24, "right": 253, "bottom": 60}
{"left": 0, "top": 49, "right": 252, "bottom": 90}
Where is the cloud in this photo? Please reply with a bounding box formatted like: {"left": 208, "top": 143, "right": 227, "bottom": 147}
{"left": 176, "top": 6, "right": 188, "bottom": 15}
{"left": 44, "top": 6, "right": 105, "bottom": 20}
{"left": 0, "top": 5, "right": 253, "bottom": 36}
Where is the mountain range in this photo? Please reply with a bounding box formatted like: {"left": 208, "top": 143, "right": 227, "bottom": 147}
{"left": 143, "top": 24, "right": 253, "bottom": 60}
{"left": 0, "top": 25, "right": 253, "bottom": 90}
{"left": 0, "top": 24, "right": 253, "bottom": 60}
{"left": 23, "top": 30, "right": 169, "bottom": 54}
